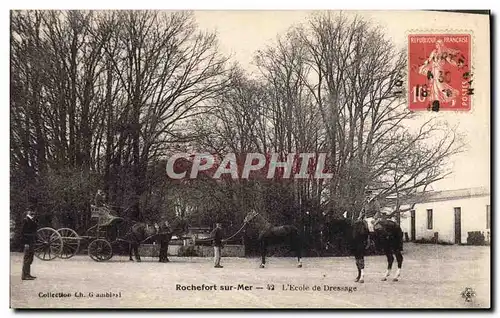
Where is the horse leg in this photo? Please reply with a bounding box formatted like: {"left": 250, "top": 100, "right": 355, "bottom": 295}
{"left": 393, "top": 250, "right": 403, "bottom": 281}
{"left": 160, "top": 241, "right": 170, "bottom": 263}
{"left": 292, "top": 234, "right": 302, "bottom": 268}
{"left": 355, "top": 257, "right": 365, "bottom": 283}
{"left": 392, "top": 230, "right": 404, "bottom": 281}
{"left": 260, "top": 240, "right": 267, "bottom": 268}
{"left": 382, "top": 248, "right": 394, "bottom": 281}
{"left": 359, "top": 257, "right": 365, "bottom": 283}
{"left": 354, "top": 243, "right": 365, "bottom": 283}
{"left": 164, "top": 242, "right": 170, "bottom": 262}
{"left": 134, "top": 243, "right": 141, "bottom": 262}
{"left": 354, "top": 259, "right": 361, "bottom": 282}
{"left": 296, "top": 248, "right": 302, "bottom": 268}
{"left": 158, "top": 241, "right": 164, "bottom": 262}
{"left": 128, "top": 243, "right": 134, "bottom": 261}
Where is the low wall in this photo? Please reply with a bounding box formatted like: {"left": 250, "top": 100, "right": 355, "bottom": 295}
{"left": 138, "top": 244, "right": 245, "bottom": 257}
{"left": 190, "top": 245, "right": 245, "bottom": 257}
{"left": 137, "top": 244, "right": 181, "bottom": 257}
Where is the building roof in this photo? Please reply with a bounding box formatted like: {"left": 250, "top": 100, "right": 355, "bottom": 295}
{"left": 417, "top": 186, "right": 490, "bottom": 203}
{"left": 381, "top": 187, "right": 490, "bottom": 213}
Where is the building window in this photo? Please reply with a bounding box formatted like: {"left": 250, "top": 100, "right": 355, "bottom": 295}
{"left": 486, "top": 205, "right": 491, "bottom": 229}
{"left": 427, "top": 209, "right": 433, "bottom": 230}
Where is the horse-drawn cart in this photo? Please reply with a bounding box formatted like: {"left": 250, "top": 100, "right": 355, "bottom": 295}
{"left": 34, "top": 205, "right": 129, "bottom": 262}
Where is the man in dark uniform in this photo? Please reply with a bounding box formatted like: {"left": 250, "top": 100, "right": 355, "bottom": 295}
{"left": 210, "top": 222, "right": 223, "bottom": 268}
{"left": 158, "top": 220, "right": 172, "bottom": 263}
{"left": 93, "top": 189, "right": 115, "bottom": 226}
{"left": 360, "top": 191, "right": 380, "bottom": 219}
{"left": 21, "top": 210, "right": 38, "bottom": 280}
{"left": 94, "top": 189, "right": 106, "bottom": 208}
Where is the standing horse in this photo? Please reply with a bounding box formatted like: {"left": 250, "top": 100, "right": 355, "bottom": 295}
{"left": 371, "top": 218, "right": 404, "bottom": 281}
{"left": 323, "top": 215, "right": 404, "bottom": 283}
{"left": 323, "top": 218, "right": 370, "bottom": 283}
{"left": 127, "top": 217, "right": 189, "bottom": 262}
{"left": 243, "top": 210, "right": 303, "bottom": 268}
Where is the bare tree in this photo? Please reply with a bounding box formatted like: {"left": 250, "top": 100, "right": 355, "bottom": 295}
{"left": 102, "top": 11, "right": 231, "bottom": 218}
{"left": 10, "top": 10, "right": 232, "bottom": 232}
{"left": 294, "top": 12, "right": 464, "bottom": 217}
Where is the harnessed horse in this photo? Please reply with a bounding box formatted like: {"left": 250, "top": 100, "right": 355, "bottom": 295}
{"left": 126, "top": 218, "right": 189, "bottom": 262}
{"left": 244, "top": 210, "right": 303, "bottom": 268}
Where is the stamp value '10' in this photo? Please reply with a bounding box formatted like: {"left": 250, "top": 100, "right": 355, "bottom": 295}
{"left": 408, "top": 34, "right": 472, "bottom": 111}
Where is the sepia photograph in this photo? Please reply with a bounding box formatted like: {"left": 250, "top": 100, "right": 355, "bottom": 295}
{"left": 9, "top": 9, "right": 491, "bottom": 309}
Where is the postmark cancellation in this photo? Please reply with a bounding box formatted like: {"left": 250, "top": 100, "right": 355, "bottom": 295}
{"left": 408, "top": 32, "right": 473, "bottom": 112}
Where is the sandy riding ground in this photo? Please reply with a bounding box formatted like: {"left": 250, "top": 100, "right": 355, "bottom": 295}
{"left": 10, "top": 243, "right": 490, "bottom": 309}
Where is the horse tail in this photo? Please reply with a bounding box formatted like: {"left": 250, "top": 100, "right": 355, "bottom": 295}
{"left": 289, "top": 225, "right": 302, "bottom": 260}
{"left": 291, "top": 226, "right": 302, "bottom": 249}
{"left": 396, "top": 226, "right": 404, "bottom": 251}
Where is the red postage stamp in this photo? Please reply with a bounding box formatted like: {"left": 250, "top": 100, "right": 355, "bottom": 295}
{"left": 408, "top": 34, "right": 472, "bottom": 111}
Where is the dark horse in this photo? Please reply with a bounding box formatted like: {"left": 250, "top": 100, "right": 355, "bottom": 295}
{"left": 323, "top": 216, "right": 404, "bottom": 283}
{"left": 243, "top": 210, "right": 302, "bottom": 268}
{"left": 371, "top": 218, "right": 404, "bottom": 282}
{"left": 323, "top": 218, "right": 370, "bottom": 283}
{"left": 126, "top": 217, "right": 189, "bottom": 262}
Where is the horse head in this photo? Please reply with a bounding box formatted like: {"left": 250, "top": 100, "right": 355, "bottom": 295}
{"left": 168, "top": 217, "right": 190, "bottom": 236}
{"left": 244, "top": 210, "right": 259, "bottom": 224}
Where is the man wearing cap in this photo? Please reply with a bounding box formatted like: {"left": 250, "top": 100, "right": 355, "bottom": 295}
{"left": 93, "top": 189, "right": 116, "bottom": 227}
{"left": 210, "top": 222, "right": 223, "bottom": 268}
{"left": 94, "top": 189, "right": 106, "bottom": 208}
{"left": 21, "top": 210, "right": 38, "bottom": 280}
{"left": 158, "top": 220, "right": 172, "bottom": 263}
{"left": 364, "top": 192, "right": 384, "bottom": 231}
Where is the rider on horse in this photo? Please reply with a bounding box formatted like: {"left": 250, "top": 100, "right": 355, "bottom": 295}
{"left": 357, "top": 190, "right": 383, "bottom": 231}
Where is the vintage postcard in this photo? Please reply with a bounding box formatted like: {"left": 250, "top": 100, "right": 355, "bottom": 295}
{"left": 9, "top": 10, "right": 490, "bottom": 309}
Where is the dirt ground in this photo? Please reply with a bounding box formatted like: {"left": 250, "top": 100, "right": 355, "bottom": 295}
{"left": 10, "top": 243, "right": 490, "bottom": 309}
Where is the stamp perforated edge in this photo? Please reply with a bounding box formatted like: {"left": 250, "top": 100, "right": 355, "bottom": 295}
{"left": 405, "top": 29, "right": 475, "bottom": 113}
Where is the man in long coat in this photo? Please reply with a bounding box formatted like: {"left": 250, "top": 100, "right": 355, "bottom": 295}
{"left": 21, "top": 210, "right": 38, "bottom": 280}
{"left": 210, "top": 223, "right": 224, "bottom": 268}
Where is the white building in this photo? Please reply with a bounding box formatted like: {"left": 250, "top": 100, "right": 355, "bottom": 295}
{"left": 398, "top": 187, "right": 491, "bottom": 244}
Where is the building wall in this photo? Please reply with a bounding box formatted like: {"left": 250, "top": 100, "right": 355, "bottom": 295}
{"left": 399, "top": 212, "right": 411, "bottom": 239}
{"left": 399, "top": 195, "right": 490, "bottom": 244}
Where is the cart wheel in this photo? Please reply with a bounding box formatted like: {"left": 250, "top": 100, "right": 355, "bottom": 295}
{"left": 35, "top": 227, "right": 63, "bottom": 261}
{"left": 57, "top": 228, "right": 81, "bottom": 259}
{"left": 88, "top": 239, "right": 113, "bottom": 262}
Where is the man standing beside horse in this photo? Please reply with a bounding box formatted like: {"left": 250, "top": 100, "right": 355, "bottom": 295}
{"left": 158, "top": 220, "right": 171, "bottom": 263}
{"left": 211, "top": 222, "right": 223, "bottom": 268}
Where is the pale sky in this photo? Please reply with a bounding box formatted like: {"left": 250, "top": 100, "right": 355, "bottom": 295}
{"left": 194, "top": 10, "right": 491, "bottom": 192}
